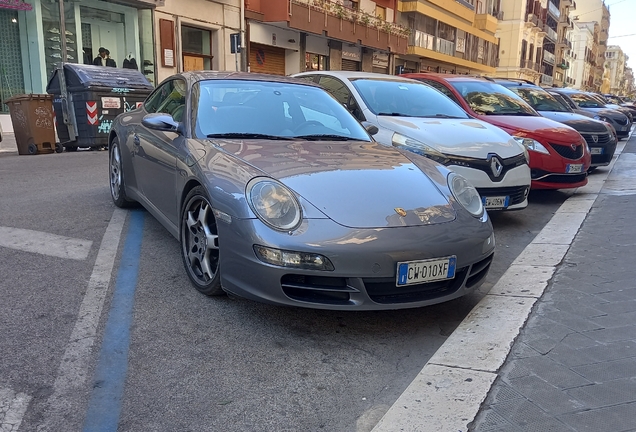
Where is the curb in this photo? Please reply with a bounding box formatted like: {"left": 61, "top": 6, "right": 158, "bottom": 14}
{"left": 371, "top": 134, "right": 631, "bottom": 432}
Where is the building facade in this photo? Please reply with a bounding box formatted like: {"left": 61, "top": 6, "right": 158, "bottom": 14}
{"left": 395, "top": 0, "right": 500, "bottom": 75}
{"left": 244, "top": 0, "right": 408, "bottom": 76}
{"left": 603, "top": 45, "right": 626, "bottom": 95}
{"left": 0, "top": 0, "right": 242, "bottom": 115}
{"left": 571, "top": 0, "right": 609, "bottom": 91}
{"left": 569, "top": 21, "right": 597, "bottom": 91}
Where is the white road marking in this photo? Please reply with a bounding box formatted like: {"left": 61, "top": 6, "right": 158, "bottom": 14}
{"left": 37, "top": 208, "right": 127, "bottom": 432}
{"left": 372, "top": 136, "right": 632, "bottom": 432}
{"left": 0, "top": 227, "right": 92, "bottom": 261}
{"left": 0, "top": 388, "right": 32, "bottom": 432}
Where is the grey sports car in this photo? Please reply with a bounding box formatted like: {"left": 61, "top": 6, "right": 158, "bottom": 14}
{"left": 108, "top": 72, "right": 495, "bottom": 310}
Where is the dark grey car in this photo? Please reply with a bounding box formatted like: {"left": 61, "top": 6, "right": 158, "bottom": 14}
{"left": 548, "top": 88, "right": 632, "bottom": 139}
{"left": 496, "top": 80, "right": 617, "bottom": 168}
{"left": 108, "top": 72, "right": 495, "bottom": 310}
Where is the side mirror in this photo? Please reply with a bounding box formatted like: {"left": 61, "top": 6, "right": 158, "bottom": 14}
{"left": 142, "top": 113, "right": 182, "bottom": 134}
{"left": 361, "top": 121, "right": 379, "bottom": 136}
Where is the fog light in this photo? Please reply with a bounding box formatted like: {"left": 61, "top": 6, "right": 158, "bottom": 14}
{"left": 253, "top": 245, "right": 335, "bottom": 271}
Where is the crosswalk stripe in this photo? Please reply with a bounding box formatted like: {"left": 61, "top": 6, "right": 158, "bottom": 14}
{"left": 0, "top": 226, "right": 92, "bottom": 261}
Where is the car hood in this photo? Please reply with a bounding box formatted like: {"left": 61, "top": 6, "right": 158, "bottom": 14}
{"left": 579, "top": 107, "right": 626, "bottom": 119}
{"left": 376, "top": 116, "right": 522, "bottom": 158}
{"left": 538, "top": 111, "right": 608, "bottom": 133}
{"left": 477, "top": 115, "right": 582, "bottom": 143}
{"left": 208, "top": 139, "right": 457, "bottom": 229}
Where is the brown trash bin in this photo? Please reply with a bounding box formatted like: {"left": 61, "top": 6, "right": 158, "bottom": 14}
{"left": 5, "top": 94, "right": 57, "bottom": 155}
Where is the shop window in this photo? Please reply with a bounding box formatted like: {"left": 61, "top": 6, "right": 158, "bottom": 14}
{"left": 305, "top": 53, "right": 328, "bottom": 71}
{"left": 181, "top": 25, "right": 213, "bottom": 71}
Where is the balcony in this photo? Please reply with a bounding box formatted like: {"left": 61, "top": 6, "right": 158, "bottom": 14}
{"left": 410, "top": 30, "right": 435, "bottom": 50}
{"left": 541, "top": 73, "right": 554, "bottom": 86}
{"left": 548, "top": 1, "right": 560, "bottom": 18}
{"left": 556, "top": 38, "right": 572, "bottom": 50}
{"left": 562, "top": 0, "right": 572, "bottom": 6}
{"left": 521, "top": 59, "right": 540, "bottom": 72}
{"left": 436, "top": 38, "right": 455, "bottom": 56}
{"left": 252, "top": 0, "right": 409, "bottom": 54}
{"left": 474, "top": 13, "right": 498, "bottom": 33}
{"left": 558, "top": 16, "right": 572, "bottom": 28}
{"left": 544, "top": 24, "right": 558, "bottom": 41}
{"left": 543, "top": 50, "right": 556, "bottom": 64}
{"left": 525, "top": 13, "right": 539, "bottom": 29}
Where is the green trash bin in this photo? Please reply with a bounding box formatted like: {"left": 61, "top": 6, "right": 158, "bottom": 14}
{"left": 6, "top": 94, "right": 57, "bottom": 155}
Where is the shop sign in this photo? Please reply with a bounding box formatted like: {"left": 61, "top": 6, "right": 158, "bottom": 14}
{"left": 0, "top": 0, "right": 33, "bottom": 11}
{"left": 373, "top": 52, "right": 389, "bottom": 68}
{"left": 342, "top": 45, "right": 361, "bottom": 62}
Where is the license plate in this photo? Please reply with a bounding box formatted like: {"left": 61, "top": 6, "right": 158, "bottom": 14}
{"left": 590, "top": 147, "right": 604, "bottom": 155}
{"left": 566, "top": 164, "right": 583, "bottom": 173}
{"left": 482, "top": 196, "right": 510, "bottom": 209}
{"left": 621, "top": 127, "right": 628, "bottom": 131}
{"left": 396, "top": 256, "right": 457, "bottom": 286}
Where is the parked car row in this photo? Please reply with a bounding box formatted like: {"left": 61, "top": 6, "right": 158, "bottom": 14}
{"left": 105, "top": 70, "right": 630, "bottom": 312}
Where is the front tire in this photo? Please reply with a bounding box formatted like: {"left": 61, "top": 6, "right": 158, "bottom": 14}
{"left": 109, "top": 137, "right": 135, "bottom": 208}
{"left": 180, "top": 186, "right": 224, "bottom": 296}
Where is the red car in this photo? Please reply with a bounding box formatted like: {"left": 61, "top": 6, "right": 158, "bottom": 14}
{"left": 401, "top": 73, "right": 591, "bottom": 190}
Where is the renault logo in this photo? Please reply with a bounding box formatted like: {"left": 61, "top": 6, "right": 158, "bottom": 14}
{"left": 488, "top": 154, "right": 504, "bottom": 178}
{"left": 591, "top": 135, "right": 599, "bottom": 143}
{"left": 394, "top": 208, "right": 407, "bottom": 217}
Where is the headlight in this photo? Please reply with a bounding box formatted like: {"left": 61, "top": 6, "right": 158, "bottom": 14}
{"left": 448, "top": 173, "right": 484, "bottom": 218}
{"left": 247, "top": 178, "right": 302, "bottom": 231}
{"left": 253, "top": 245, "right": 334, "bottom": 271}
{"left": 512, "top": 136, "right": 550, "bottom": 155}
{"left": 594, "top": 115, "right": 609, "bottom": 123}
{"left": 391, "top": 132, "right": 449, "bottom": 165}
{"left": 510, "top": 138, "right": 530, "bottom": 163}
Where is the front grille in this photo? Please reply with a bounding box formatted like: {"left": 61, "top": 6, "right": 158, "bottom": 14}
{"left": 466, "top": 253, "right": 494, "bottom": 288}
{"left": 614, "top": 117, "right": 629, "bottom": 126}
{"left": 550, "top": 143, "right": 584, "bottom": 160}
{"left": 363, "top": 268, "right": 468, "bottom": 304}
{"left": 281, "top": 274, "right": 356, "bottom": 305}
{"left": 477, "top": 186, "right": 529, "bottom": 206}
{"left": 531, "top": 170, "right": 587, "bottom": 184}
{"left": 447, "top": 154, "right": 527, "bottom": 183}
{"left": 580, "top": 133, "right": 612, "bottom": 146}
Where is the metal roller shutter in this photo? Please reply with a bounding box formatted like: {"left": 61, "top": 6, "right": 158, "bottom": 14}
{"left": 249, "top": 43, "right": 286, "bottom": 75}
{"left": 341, "top": 59, "right": 360, "bottom": 71}
{"left": 372, "top": 67, "right": 388, "bottom": 74}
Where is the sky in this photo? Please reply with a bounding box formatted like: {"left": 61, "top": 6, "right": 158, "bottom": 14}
{"left": 603, "top": 0, "right": 635, "bottom": 70}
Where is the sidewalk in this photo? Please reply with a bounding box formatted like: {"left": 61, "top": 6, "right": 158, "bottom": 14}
{"left": 0, "top": 133, "right": 17, "bottom": 154}
{"left": 472, "top": 134, "right": 636, "bottom": 431}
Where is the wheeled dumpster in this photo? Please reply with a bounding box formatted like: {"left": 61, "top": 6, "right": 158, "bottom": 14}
{"left": 46, "top": 64, "right": 154, "bottom": 151}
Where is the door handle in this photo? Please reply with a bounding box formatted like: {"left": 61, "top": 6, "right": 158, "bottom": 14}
{"left": 133, "top": 134, "right": 140, "bottom": 145}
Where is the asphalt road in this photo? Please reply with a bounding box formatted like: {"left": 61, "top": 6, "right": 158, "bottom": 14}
{"left": 0, "top": 149, "right": 577, "bottom": 431}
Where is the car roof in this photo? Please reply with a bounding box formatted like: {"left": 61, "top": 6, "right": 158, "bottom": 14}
{"left": 175, "top": 71, "right": 322, "bottom": 87}
{"left": 493, "top": 79, "right": 543, "bottom": 89}
{"left": 298, "top": 70, "right": 419, "bottom": 83}
{"left": 404, "top": 73, "right": 494, "bottom": 83}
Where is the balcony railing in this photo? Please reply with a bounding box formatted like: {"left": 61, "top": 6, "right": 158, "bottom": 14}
{"left": 436, "top": 38, "right": 455, "bottom": 56}
{"left": 411, "top": 30, "right": 435, "bottom": 50}
{"left": 544, "top": 24, "right": 558, "bottom": 41}
{"left": 455, "top": 0, "right": 475, "bottom": 11}
{"left": 541, "top": 74, "right": 554, "bottom": 86}
{"left": 543, "top": 50, "right": 556, "bottom": 64}
{"left": 548, "top": 1, "right": 560, "bottom": 18}
{"left": 521, "top": 59, "right": 540, "bottom": 72}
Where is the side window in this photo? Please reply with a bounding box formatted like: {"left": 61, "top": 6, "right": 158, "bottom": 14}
{"left": 318, "top": 76, "right": 365, "bottom": 121}
{"left": 420, "top": 79, "right": 461, "bottom": 105}
{"left": 144, "top": 79, "right": 187, "bottom": 122}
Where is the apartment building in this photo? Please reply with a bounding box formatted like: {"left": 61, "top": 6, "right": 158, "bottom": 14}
{"left": 604, "top": 45, "right": 626, "bottom": 95}
{"left": 570, "top": 21, "right": 599, "bottom": 91}
{"left": 394, "top": 0, "right": 500, "bottom": 75}
{"left": 571, "top": 0, "right": 610, "bottom": 91}
{"left": 244, "top": 0, "right": 408, "bottom": 75}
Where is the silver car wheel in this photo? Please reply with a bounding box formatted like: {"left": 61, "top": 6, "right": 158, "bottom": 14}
{"left": 110, "top": 143, "right": 122, "bottom": 201}
{"left": 180, "top": 187, "right": 223, "bottom": 296}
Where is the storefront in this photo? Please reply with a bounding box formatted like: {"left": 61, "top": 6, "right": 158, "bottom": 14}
{"left": 305, "top": 35, "right": 329, "bottom": 72}
{"left": 0, "top": 0, "right": 159, "bottom": 113}
{"left": 247, "top": 22, "right": 300, "bottom": 76}
{"left": 341, "top": 45, "right": 361, "bottom": 71}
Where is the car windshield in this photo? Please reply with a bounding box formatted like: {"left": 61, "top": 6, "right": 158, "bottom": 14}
{"left": 350, "top": 78, "right": 470, "bottom": 118}
{"left": 568, "top": 93, "right": 605, "bottom": 108}
{"left": 510, "top": 87, "right": 571, "bottom": 112}
{"left": 449, "top": 80, "right": 538, "bottom": 116}
{"left": 192, "top": 80, "right": 372, "bottom": 141}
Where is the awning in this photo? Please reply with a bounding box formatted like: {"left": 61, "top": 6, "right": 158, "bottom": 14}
{"left": 105, "top": 0, "right": 165, "bottom": 8}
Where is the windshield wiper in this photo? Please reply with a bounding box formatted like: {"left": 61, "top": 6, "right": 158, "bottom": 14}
{"left": 492, "top": 111, "right": 536, "bottom": 116}
{"left": 207, "top": 133, "right": 292, "bottom": 140}
{"left": 377, "top": 112, "right": 416, "bottom": 117}
{"left": 428, "top": 114, "right": 467, "bottom": 119}
{"left": 292, "top": 134, "right": 361, "bottom": 141}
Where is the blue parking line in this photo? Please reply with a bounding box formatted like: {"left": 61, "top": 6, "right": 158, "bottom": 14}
{"left": 83, "top": 210, "right": 145, "bottom": 432}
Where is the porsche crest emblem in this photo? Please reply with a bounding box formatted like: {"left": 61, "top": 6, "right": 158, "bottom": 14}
{"left": 394, "top": 208, "right": 407, "bottom": 217}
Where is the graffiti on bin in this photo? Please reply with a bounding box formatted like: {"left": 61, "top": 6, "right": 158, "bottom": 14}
{"left": 97, "top": 115, "right": 113, "bottom": 134}
{"left": 112, "top": 88, "right": 132, "bottom": 94}
{"left": 34, "top": 106, "right": 53, "bottom": 128}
